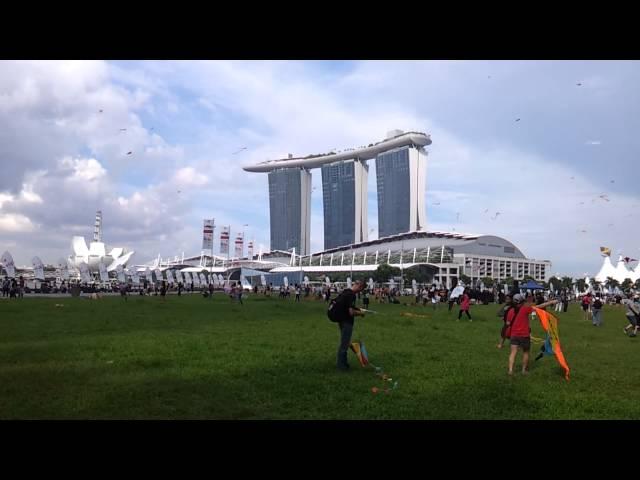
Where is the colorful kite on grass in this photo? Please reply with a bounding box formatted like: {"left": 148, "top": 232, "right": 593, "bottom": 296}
{"left": 532, "top": 307, "right": 570, "bottom": 380}
{"left": 350, "top": 341, "right": 369, "bottom": 367}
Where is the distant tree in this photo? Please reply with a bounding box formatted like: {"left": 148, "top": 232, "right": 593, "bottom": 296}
{"left": 592, "top": 279, "right": 602, "bottom": 293}
{"left": 522, "top": 275, "right": 535, "bottom": 283}
{"left": 621, "top": 278, "right": 633, "bottom": 292}
{"left": 575, "top": 278, "right": 586, "bottom": 293}
{"left": 481, "top": 277, "right": 494, "bottom": 288}
{"left": 635, "top": 278, "right": 640, "bottom": 291}
{"left": 404, "top": 265, "right": 434, "bottom": 285}
{"left": 504, "top": 276, "right": 515, "bottom": 286}
{"left": 548, "top": 276, "right": 561, "bottom": 291}
{"left": 459, "top": 274, "right": 471, "bottom": 286}
{"left": 561, "top": 276, "right": 574, "bottom": 290}
{"left": 605, "top": 276, "right": 619, "bottom": 291}
{"left": 372, "top": 264, "right": 401, "bottom": 284}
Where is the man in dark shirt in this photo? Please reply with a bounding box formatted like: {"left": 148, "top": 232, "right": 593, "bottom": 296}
{"left": 332, "top": 279, "right": 366, "bottom": 371}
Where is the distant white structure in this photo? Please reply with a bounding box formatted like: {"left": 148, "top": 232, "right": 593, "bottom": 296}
{"left": 69, "top": 211, "right": 134, "bottom": 273}
{"left": 594, "top": 254, "right": 640, "bottom": 283}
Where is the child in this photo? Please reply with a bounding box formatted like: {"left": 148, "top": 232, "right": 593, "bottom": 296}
{"left": 457, "top": 288, "right": 472, "bottom": 321}
{"left": 507, "top": 294, "right": 558, "bottom": 375}
{"left": 497, "top": 294, "right": 513, "bottom": 348}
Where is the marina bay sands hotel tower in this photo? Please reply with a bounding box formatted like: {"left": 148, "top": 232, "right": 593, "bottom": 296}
{"left": 243, "top": 130, "right": 432, "bottom": 255}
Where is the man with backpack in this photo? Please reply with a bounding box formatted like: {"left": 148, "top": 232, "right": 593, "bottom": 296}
{"left": 327, "top": 279, "right": 366, "bottom": 371}
{"left": 592, "top": 296, "right": 603, "bottom": 326}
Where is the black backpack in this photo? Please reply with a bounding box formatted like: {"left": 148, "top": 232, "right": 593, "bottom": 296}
{"left": 327, "top": 298, "right": 340, "bottom": 322}
{"left": 327, "top": 290, "right": 351, "bottom": 322}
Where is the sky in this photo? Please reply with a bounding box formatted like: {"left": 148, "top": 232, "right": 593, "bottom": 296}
{"left": 1, "top": 60, "right": 639, "bottom": 277}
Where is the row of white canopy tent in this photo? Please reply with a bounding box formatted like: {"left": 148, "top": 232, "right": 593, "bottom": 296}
{"left": 594, "top": 255, "right": 640, "bottom": 283}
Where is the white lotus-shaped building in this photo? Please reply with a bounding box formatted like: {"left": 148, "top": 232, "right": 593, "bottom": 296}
{"left": 68, "top": 211, "right": 134, "bottom": 273}
{"left": 69, "top": 236, "right": 134, "bottom": 272}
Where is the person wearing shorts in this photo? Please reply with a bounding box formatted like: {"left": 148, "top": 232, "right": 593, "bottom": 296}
{"left": 507, "top": 294, "right": 558, "bottom": 376}
{"left": 623, "top": 295, "right": 639, "bottom": 337}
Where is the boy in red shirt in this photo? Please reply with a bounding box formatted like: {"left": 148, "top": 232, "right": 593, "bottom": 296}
{"left": 457, "top": 288, "right": 472, "bottom": 321}
{"left": 506, "top": 294, "right": 558, "bottom": 375}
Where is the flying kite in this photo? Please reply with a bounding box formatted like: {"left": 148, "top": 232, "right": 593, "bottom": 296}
{"left": 433, "top": 202, "right": 441, "bottom": 206}
{"left": 623, "top": 257, "right": 638, "bottom": 264}
{"left": 576, "top": 82, "right": 582, "bottom": 86}
{"left": 232, "top": 147, "right": 247, "bottom": 155}
{"left": 491, "top": 212, "right": 501, "bottom": 220}
{"left": 484, "top": 208, "right": 489, "bottom": 214}
{"left": 532, "top": 307, "right": 570, "bottom": 380}
{"left": 119, "top": 128, "right": 127, "bottom": 132}
{"left": 598, "top": 194, "right": 610, "bottom": 202}
{"left": 600, "top": 246, "right": 611, "bottom": 256}
{"left": 98, "top": 109, "right": 103, "bottom": 113}
{"left": 515, "top": 118, "right": 521, "bottom": 122}
{"left": 126, "top": 151, "right": 132, "bottom": 155}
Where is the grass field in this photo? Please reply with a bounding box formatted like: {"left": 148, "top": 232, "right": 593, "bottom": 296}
{"left": 0, "top": 293, "right": 638, "bottom": 419}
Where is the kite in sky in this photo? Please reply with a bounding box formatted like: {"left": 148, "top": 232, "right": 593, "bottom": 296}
{"left": 600, "top": 246, "right": 612, "bottom": 257}
{"left": 232, "top": 147, "right": 247, "bottom": 155}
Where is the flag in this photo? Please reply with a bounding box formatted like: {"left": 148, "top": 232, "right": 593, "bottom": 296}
{"left": 98, "top": 261, "right": 109, "bottom": 282}
{"left": 78, "top": 262, "right": 91, "bottom": 283}
{"left": 57, "top": 258, "right": 70, "bottom": 281}
{"left": 532, "top": 307, "right": 570, "bottom": 380}
{"left": 234, "top": 232, "right": 244, "bottom": 258}
{"left": 220, "top": 226, "right": 230, "bottom": 255}
{"left": 32, "top": 256, "right": 45, "bottom": 281}
{"left": 116, "top": 264, "right": 125, "bottom": 283}
{"left": 1, "top": 251, "right": 16, "bottom": 278}
{"left": 600, "top": 246, "right": 611, "bottom": 257}
{"left": 349, "top": 341, "right": 370, "bottom": 367}
{"left": 202, "top": 219, "right": 215, "bottom": 250}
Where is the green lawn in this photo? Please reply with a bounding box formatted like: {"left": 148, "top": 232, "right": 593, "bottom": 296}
{"left": 0, "top": 294, "right": 637, "bottom": 419}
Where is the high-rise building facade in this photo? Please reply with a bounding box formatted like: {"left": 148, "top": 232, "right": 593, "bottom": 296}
{"left": 268, "top": 168, "right": 312, "bottom": 255}
{"left": 321, "top": 160, "right": 369, "bottom": 250}
{"left": 375, "top": 146, "right": 427, "bottom": 238}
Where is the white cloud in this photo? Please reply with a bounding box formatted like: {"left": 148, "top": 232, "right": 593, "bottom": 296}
{"left": 173, "top": 167, "right": 208, "bottom": 187}
{"left": 0, "top": 213, "right": 35, "bottom": 232}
